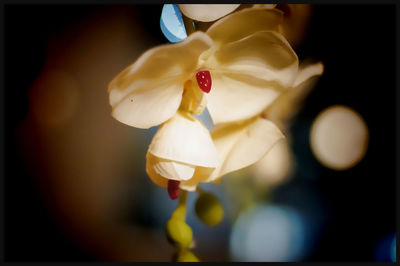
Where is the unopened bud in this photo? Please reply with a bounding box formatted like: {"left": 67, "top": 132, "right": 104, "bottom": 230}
{"left": 195, "top": 192, "right": 224, "bottom": 226}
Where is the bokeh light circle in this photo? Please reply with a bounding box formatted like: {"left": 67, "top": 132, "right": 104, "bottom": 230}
{"left": 310, "top": 105, "right": 368, "bottom": 170}
{"left": 229, "top": 204, "right": 306, "bottom": 262}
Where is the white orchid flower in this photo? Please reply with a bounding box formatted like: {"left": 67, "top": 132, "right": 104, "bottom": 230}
{"left": 108, "top": 7, "right": 301, "bottom": 196}
{"left": 178, "top": 4, "right": 240, "bottom": 22}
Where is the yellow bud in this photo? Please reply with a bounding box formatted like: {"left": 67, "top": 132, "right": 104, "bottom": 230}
{"left": 165, "top": 218, "right": 193, "bottom": 248}
{"left": 195, "top": 192, "right": 224, "bottom": 226}
{"left": 175, "top": 249, "right": 200, "bottom": 262}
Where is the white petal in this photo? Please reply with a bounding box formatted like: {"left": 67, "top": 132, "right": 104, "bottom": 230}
{"left": 180, "top": 167, "right": 214, "bottom": 191}
{"left": 252, "top": 138, "right": 293, "bottom": 187}
{"left": 148, "top": 112, "right": 218, "bottom": 168}
{"left": 153, "top": 157, "right": 196, "bottom": 181}
{"left": 178, "top": 4, "right": 240, "bottom": 22}
{"left": 213, "top": 31, "right": 298, "bottom": 88}
{"left": 293, "top": 62, "right": 324, "bottom": 87}
{"left": 146, "top": 152, "right": 168, "bottom": 188}
{"left": 206, "top": 73, "right": 281, "bottom": 124}
{"left": 265, "top": 62, "right": 324, "bottom": 129}
{"left": 110, "top": 81, "right": 183, "bottom": 129}
{"left": 108, "top": 32, "right": 213, "bottom": 129}
{"left": 146, "top": 153, "right": 210, "bottom": 190}
{"left": 206, "top": 7, "right": 283, "bottom": 45}
{"left": 207, "top": 117, "right": 284, "bottom": 181}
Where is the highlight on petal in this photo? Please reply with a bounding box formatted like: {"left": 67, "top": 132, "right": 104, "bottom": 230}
{"left": 108, "top": 32, "right": 213, "bottom": 129}
{"left": 205, "top": 117, "right": 285, "bottom": 182}
{"left": 206, "top": 72, "right": 281, "bottom": 125}
{"left": 148, "top": 112, "right": 218, "bottom": 168}
{"left": 213, "top": 31, "right": 299, "bottom": 87}
{"left": 206, "top": 7, "right": 283, "bottom": 45}
{"left": 178, "top": 4, "right": 240, "bottom": 22}
{"left": 265, "top": 62, "right": 324, "bottom": 130}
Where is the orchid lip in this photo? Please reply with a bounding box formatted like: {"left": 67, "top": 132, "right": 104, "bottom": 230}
{"left": 168, "top": 179, "right": 180, "bottom": 200}
{"left": 196, "top": 70, "right": 212, "bottom": 93}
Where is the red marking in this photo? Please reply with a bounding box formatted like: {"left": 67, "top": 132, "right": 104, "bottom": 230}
{"left": 196, "top": 70, "right": 212, "bottom": 93}
{"left": 168, "top": 180, "right": 180, "bottom": 200}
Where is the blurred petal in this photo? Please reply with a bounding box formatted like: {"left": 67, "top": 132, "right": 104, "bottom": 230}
{"left": 178, "top": 4, "right": 240, "bottom": 22}
{"left": 108, "top": 32, "right": 213, "bottom": 128}
{"left": 207, "top": 7, "right": 283, "bottom": 45}
{"left": 277, "top": 4, "right": 312, "bottom": 48}
{"left": 206, "top": 73, "right": 281, "bottom": 124}
{"left": 253, "top": 4, "right": 277, "bottom": 9}
{"left": 214, "top": 31, "right": 299, "bottom": 87}
{"left": 148, "top": 112, "right": 218, "bottom": 168}
{"left": 207, "top": 117, "right": 284, "bottom": 181}
{"left": 266, "top": 62, "right": 324, "bottom": 130}
{"left": 293, "top": 61, "right": 324, "bottom": 87}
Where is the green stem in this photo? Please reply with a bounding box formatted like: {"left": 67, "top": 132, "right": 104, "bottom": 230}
{"left": 172, "top": 190, "right": 188, "bottom": 220}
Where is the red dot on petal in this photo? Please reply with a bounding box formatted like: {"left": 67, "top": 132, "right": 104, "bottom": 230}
{"left": 167, "top": 180, "right": 180, "bottom": 200}
{"left": 196, "top": 70, "right": 212, "bottom": 93}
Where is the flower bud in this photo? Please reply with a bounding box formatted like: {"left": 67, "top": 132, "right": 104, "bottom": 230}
{"left": 195, "top": 192, "right": 224, "bottom": 226}
{"left": 165, "top": 218, "right": 193, "bottom": 248}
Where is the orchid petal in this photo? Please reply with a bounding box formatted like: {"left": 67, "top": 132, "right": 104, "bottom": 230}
{"left": 153, "top": 157, "right": 196, "bottom": 181}
{"left": 206, "top": 117, "right": 284, "bottom": 181}
{"left": 180, "top": 167, "right": 214, "bottom": 191}
{"left": 206, "top": 72, "right": 281, "bottom": 124}
{"left": 266, "top": 62, "right": 324, "bottom": 129}
{"left": 293, "top": 61, "right": 324, "bottom": 87}
{"left": 148, "top": 112, "right": 218, "bottom": 168}
{"left": 108, "top": 32, "right": 213, "bottom": 129}
{"left": 206, "top": 7, "right": 283, "bottom": 45}
{"left": 178, "top": 4, "right": 240, "bottom": 22}
{"left": 146, "top": 153, "right": 210, "bottom": 190}
{"left": 214, "top": 31, "right": 299, "bottom": 87}
{"left": 146, "top": 152, "right": 168, "bottom": 188}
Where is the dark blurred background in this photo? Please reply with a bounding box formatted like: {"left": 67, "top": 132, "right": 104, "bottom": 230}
{"left": 4, "top": 4, "right": 396, "bottom": 262}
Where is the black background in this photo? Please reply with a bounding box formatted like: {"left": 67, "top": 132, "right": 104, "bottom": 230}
{"left": 4, "top": 4, "right": 396, "bottom": 262}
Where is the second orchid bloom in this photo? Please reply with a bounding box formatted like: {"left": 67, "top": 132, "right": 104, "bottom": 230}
{"left": 108, "top": 6, "right": 323, "bottom": 197}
